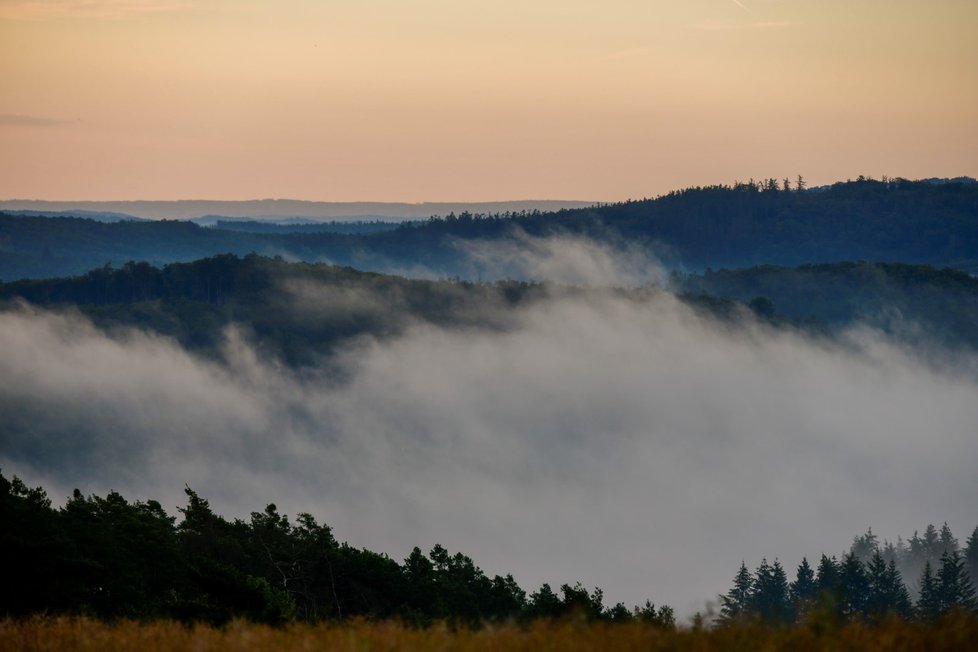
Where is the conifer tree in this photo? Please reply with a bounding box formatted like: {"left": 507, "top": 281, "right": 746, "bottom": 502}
{"left": 922, "top": 524, "right": 940, "bottom": 562}
{"left": 839, "top": 552, "right": 869, "bottom": 618}
{"left": 916, "top": 561, "right": 941, "bottom": 621}
{"left": 815, "top": 554, "right": 841, "bottom": 614}
{"left": 936, "top": 550, "right": 978, "bottom": 614}
{"left": 887, "top": 559, "right": 914, "bottom": 620}
{"left": 750, "top": 559, "right": 790, "bottom": 624}
{"left": 790, "top": 557, "right": 817, "bottom": 620}
{"left": 866, "top": 550, "right": 911, "bottom": 620}
{"left": 719, "top": 561, "right": 754, "bottom": 623}
{"left": 939, "top": 522, "right": 958, "bottom": 556}
{"left": 964, "top": 526, "right": 978, "bottom": 588}
{"left": 851, "top": 527, "right": 879, "bottom": 562}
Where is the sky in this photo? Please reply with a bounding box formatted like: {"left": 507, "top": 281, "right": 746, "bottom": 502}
{"left": 1, "top": 0, "right": 976, "bottom": 201}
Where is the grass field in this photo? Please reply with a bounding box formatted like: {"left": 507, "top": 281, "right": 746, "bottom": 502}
{"left": 3, "top": 615, "right": 977, "bottom": 652}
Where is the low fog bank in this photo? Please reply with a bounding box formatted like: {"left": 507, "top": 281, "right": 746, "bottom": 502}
{"left": 2, "top": 288, "right": 977, "bottom": 616}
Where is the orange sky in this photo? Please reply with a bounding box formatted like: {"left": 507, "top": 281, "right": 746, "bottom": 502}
{"left": 1, "top": 0, "right": 976, "bottom": 201}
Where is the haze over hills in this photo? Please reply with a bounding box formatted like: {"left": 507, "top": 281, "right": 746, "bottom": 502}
{"left": 0, "top": 199, "right": 595, "bottom": 221}
{"left": 2, "top": 177, "right": 977, "bottom": 281}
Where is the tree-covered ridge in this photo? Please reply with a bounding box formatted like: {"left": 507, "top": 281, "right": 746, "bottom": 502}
{"left": 0, "top": 472, "right": 675, "bottom": 627}
{"left": 3, "top": 177, "right": 977, "bottom": 281}
{"left": 676, "top": 261, "right": 978, "bottom": 349}
{"left": 718, "top": 525, "right": 978, "bottom": 626}
{"left": 4, "top": 254, "right": 978, "bottom": 367}
{"left": 0, "top": 254, "right": 729, "bottom": 366}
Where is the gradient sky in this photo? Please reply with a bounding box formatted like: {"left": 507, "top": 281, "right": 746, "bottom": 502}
{"left": 1, "top": 0, "right": 976, "bottom": 201}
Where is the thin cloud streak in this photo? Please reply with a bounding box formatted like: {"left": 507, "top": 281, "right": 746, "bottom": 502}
{"left": 0, "top": 114, "right": 68, "bottom": 127}
{"left": 0, "top": 0, "right": 191, "bottom": 20}
{"left": 692, "top": 20, "right": 796, "bottom": 31}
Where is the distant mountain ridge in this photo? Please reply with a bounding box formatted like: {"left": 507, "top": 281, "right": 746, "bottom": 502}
{"left": 0, "top": 199, "right": 595, "bottom": 221}
{"left": 1, "top": 209, "right": 148, "bottom": 223}
{"left": 2, "top": 177, "right": 977, "bottom": 281}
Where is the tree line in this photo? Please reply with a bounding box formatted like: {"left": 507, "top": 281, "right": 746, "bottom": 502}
{"left": 0, "top": 472, "right": 674, "bottom": 628}
{"left": 3, "top": 176, "right": 977, "bottom": 281}
{"left": 719, "top": 524, "right": 978, "bottom": 625}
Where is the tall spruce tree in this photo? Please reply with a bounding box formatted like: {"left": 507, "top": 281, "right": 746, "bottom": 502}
{"left": 719, "top": 561, "right": 754, "bottom": 623}
{"left": 866, "top": 550, "right": 911, "bottom": 620}
{"left": 916, "top": 561, "right": 941, "bottom": 621}
{"left": 839, "top": 552, "right": 869, "bottom": 618}
{"left": 790, "top": 557, "right": 817, "bottom": 620}
{"left": 750, "top": 559, "right": 791, "bottom": 624}
{"left": 815, "top": 554, "right": 841, "bottom": 615}
{"left": 939, "top": 523, "right": 958, "bottom": 556}
{"left": 936, "top": 550, "right": 978, "bottom": 614}
{"left": 964, "top": 526, "right": 978, "bottom": 588}
{"left": 851, "top": 527, "right": 879, "bottom": 563}
{"left": 887, "top": 559, "right": 914, "bottom": 620}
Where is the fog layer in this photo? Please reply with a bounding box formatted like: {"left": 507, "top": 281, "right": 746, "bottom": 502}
{"left": 2, "top": 289, "right": 977, "bottom": 615}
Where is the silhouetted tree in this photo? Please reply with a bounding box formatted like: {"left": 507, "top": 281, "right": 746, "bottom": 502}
{"left": 719, "top": 562, "right": 754, "bottom": 623}
{"left": 917, "top": 561, "right": 941, "bottom": 621}
{"left": 936, "top": 550, "right": 978, "bottom": 615}
{"left": 790, "top": 557, "right": 817, "bottom": 620}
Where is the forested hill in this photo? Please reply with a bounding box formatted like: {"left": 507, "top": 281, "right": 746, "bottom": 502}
{"left": 2, "top": 178, "right": 977, "bottom": 281}
{"left": 392, "top": 177, "right": 978, "bottom": 272}
{"left": 3, "top": 255, "right": 978, "bottom": 365}
{"left": 0, "top": 255, "right": 581, "bottom": 366}
{"left": 677, "top": 262, "right": 978, "bottom": 349}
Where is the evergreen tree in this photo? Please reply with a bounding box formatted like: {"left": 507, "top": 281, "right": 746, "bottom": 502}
{"left": 815, "top": 554, "right": 841, "bottom": 615}
{"left": 887, "top": 559, "right": 914, "bottom": 620}
{"left": 790, "top": 557, "right": 817, "bottom": 620}
{"left": 964, "top": 526, "right": 978, "bottom": 588}
{"left": 526, "top": 583, "right": 562, "bottom": 619}
{"left": 939, "top": 522, "right": 958, "bottom": 556}
{"left": 719, "top": 561, "right": 754, "bottom": 623}
{"left": 916, "top": 561, "right": 941, "bottom": 621}
{"left": 922, "top": 524, "right": 940, "bottom": 562}
{"left": 838, "top": 552, "right": 869, "bottom": 618}
{"left": 866, "top": 551, "right": 890, "bottom": 618}
{"left": 749, "top": 559, "right": 790, "bottom": 624}
{"left": 866, "top": 550, "right": 911, "bottom": 620}
{"left": 851, "top": 527, "right": 879, "bottom": 563}
{"left": 936, "top": 550, "right": 978, "bottom": 614}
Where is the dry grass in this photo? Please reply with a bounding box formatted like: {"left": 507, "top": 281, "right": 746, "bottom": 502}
{"left": 2, "top": 615, "right": 976, "bottom": 652}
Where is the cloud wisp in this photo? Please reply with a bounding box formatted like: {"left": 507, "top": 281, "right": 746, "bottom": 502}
{"left": 0, "top": 0, "right": 191, "bottom": 21}
{"left": 0, "top": 114, "right": 68, "bottom": 127}
{"left": 453, "top": 231, "right": 666, "bottom": 287}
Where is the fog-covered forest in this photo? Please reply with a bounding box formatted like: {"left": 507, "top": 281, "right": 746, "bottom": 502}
{"left": 2, "top": 178, "right": 978, "bottom": 624}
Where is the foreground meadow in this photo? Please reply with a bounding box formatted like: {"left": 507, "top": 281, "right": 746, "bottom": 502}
{"left": 3, "top": 615, "right": 977, "bottom": 652}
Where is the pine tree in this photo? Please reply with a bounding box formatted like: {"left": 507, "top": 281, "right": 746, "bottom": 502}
{"left": 939, "top": 522, "right": 958, "bottom": 556}
{"left": 790, "top": 557, "right": 817, "bottom": 621}
{"left": 922, "top": 524, "right": 940, "bottom": 563}
{"left": 867, "top": 550, "right": 911, "bottom": 620}
{"left": 887, "top": 559, "right": 914, "bottom": 620}
{"left": 916, "top": 561, "right": 941, "bottom": 621}
{"left": 866, "top": 550, "right": 890, "bottom": 618}
{"left": 936, "top": 550, "right": 978, "bottom": 614}
{"left": 750, "top": 559, "right": 790, "bottom": 624}
{"left": 964, "top": 526, "right": 978, "bottom": 588}
{"left": 815, "top": 554, "right": 841, "bottom": 615}
{"left": 839, "top": 552, "right": 869, "bottom": 618}
{"left": 851, "top": 527, "right": 879, "bottom": 563}
{"left": 719, "top": 561, "right": 754, "bottom": 623}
